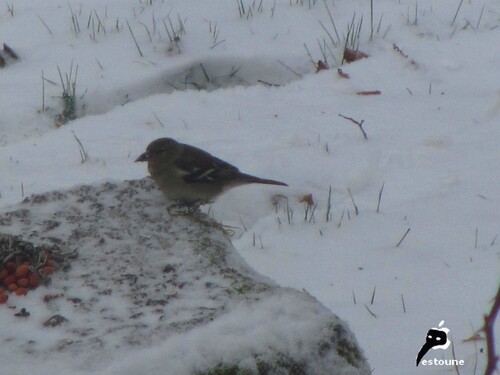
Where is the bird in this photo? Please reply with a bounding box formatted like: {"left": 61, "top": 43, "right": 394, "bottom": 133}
{"left": 135, "top": 138, "right": 288, "bottom": 206}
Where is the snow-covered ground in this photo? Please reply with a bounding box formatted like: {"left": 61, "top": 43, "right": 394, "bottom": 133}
{"left": 0, "top": 0, "right": 499, "bottom": 374}
{"left": 0, "top": 179, "right": 370, "bottom": 375}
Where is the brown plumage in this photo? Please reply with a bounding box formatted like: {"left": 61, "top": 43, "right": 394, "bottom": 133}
{"left": 135, "top": 138, "right": 287, "bottom": 206}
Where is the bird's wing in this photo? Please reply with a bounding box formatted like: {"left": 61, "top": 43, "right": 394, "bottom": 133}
{"left": 174, "top": 144, "right": 239, "bottom": 183}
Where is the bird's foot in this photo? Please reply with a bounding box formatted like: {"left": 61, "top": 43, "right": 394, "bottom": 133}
{"left": 167, "top": 202, "right": 203, "bottom": 216}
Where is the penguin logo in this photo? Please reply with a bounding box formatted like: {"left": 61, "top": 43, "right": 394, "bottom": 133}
{"left": 416, "top": 320, "right": 450, "bottom": 366}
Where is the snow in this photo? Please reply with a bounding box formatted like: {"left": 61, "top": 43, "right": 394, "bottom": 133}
{"left": 0, "top": 0, "right": 499, "bottom": 374}
{"left": 0, "top": 179, "right": 369, "bottom": 375}
{"left": 104, "top": 290, "right": 364, "bottom": 375}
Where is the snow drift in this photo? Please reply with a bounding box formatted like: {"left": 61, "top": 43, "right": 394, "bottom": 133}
{"left": 0, "top": 178, "right": 369, "bottom": 375}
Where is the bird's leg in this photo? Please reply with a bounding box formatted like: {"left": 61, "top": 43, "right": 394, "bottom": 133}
{"left": 167, "top": 201, "right": 203, "bottom": 216}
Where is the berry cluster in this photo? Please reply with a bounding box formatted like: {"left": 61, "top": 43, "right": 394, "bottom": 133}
{"left": 0, "top": 255, "right": 55, "bottom": 303}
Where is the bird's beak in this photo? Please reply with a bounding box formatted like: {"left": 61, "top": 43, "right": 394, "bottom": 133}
{"left": 135, "top": 152, "right": 149, "bottom": 162}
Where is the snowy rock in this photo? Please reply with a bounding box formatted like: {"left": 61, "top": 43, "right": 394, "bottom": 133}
{"left": 0, "top": 179, "right": 369, "bottom": 375}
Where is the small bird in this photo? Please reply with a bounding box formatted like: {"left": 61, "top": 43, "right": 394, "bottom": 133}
{"left": 135, "top": 138, "right": 288, "bottom": 206}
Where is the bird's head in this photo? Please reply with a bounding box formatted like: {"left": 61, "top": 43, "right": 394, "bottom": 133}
{"left": 135, "top": 138, "right": 180, "bottom": 163}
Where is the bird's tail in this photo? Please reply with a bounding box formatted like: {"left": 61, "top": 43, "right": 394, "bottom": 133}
{"left": 240, "top": 174, "right": 288, "bottom": 187}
